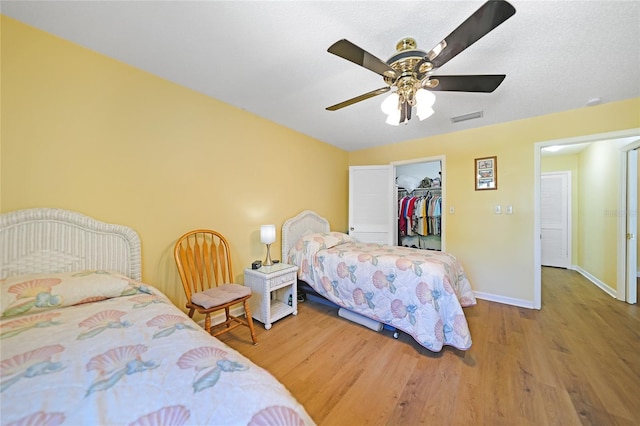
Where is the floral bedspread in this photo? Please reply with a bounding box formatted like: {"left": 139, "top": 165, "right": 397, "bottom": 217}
{"left": 288, "top": 232, "right": 476, "bottom": 352}
{"left": 0, "top": 270, "right": 314, "bottom": 426}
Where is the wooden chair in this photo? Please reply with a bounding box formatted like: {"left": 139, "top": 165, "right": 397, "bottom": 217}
{"left": 174, "top": 230, "right": 257, "bottom": 345}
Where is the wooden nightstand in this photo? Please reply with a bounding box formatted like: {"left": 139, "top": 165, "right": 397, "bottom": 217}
{"left": 244, "top": 263, "right": 298, "bottom": 329}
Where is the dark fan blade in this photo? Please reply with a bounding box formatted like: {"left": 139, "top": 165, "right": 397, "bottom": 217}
{"left": 428, "top": 75, "right": 506, "bottom": 92}
{"left": 328, "top": 39, "right": 397, "bottom": 79}
{"left": 326, "top": 87, "right": 390, "bottom": 111}
{"left": 428, "top": 0, "right": 516, "bottom": 68}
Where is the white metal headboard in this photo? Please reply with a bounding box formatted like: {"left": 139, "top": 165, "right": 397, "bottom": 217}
{"left": 0, "top": 208, "right": 142, "bottom": 281}
{"left": 281, "top": 210, "right": 330, "bottom": 261}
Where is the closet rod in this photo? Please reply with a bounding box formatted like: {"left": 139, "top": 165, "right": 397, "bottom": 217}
{"left": 398, "top": 187, "right": 441, "bottom": 195}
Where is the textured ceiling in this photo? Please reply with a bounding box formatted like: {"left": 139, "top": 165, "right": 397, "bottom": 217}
{"left": 2, "top": 0, "right": 639, "bottom": 151}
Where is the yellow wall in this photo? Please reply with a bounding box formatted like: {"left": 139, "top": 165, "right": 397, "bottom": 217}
{"left": 0, "top": 16, "right": 348, "bottom": 306}
{"left": 577, "top": 140, "right": 620, "bottom": 287}
{"left": 3, "top": 16, "right": 640, "bottom": 308}
{"left": 349, "top": 99, "right": 640, "bottom": 304}
{"left": 541, "top": 141, "right": 629, "bottom": 289}
{"left": 541, "top": 154, "right": 579, "bottom": 266}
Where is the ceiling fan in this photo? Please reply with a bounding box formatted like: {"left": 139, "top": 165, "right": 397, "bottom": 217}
{"left": 326, "top": 0, "right": 516, "bottom": 125}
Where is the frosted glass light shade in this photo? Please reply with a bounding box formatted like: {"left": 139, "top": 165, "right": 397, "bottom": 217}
{"left": 380, "top": 92, "right": 399, "bottom": 115}
{"left": 416, "top": 106, "right": 435, "bottom": 121}
{"left": 415, "top": 89, "right": 436, "bottom": 121}
{"left": 260, "top": 224, "right": 276, "bottom": 244}
{"left": 415, "top": 88, "right": 436, "bottom": 107}
{"left": 386, "top": 110, "right": 401, "bottom": 126}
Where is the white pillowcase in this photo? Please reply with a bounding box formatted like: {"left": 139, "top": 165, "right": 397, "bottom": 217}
{"left": 1, "top": 270, "right": 148, "bottom": 318}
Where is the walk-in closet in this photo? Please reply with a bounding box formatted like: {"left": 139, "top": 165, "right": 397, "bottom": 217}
{"left": 396, "top": 160, "right": 442, "bottom": 251}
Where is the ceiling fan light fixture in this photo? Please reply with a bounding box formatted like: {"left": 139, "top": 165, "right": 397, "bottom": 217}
{"left": 381, "top": 89, "right": 436, "bottom": 125}
{"left": 386, "top": 109, "right": 401, "bottom": 126}
{"left": 417, "top": 105, "right": 435, "bottom": 121}
{"left": 381, "top": 92, "right": 400, "bottom": 115}
{"left": 415, "top": 88, "right": 436, "bottom": 107}
{"left": 415, "top": 89, "right": 436, "bottom": 121}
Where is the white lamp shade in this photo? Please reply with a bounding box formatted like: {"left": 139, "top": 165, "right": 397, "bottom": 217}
{"left": 415, "top": 89, "right": 436, "bottom": 121}
{"left": 380, "top": 92, "right": 399, "bottom": 115}
{"left": 417, "top": 105, "right": 435, "bottom": 121}
{"left": 415, "top": 88, "right": 436, "bottom": 108}
{"left": 385, "top": 110, "right": 401, "bottom": 126}
{"left": 260, "top": 224, "right": 276, "bottom": 244}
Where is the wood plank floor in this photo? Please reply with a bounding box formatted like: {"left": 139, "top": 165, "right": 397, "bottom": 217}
{"left": 219, "top": 267, "right": 640, "bottom": 425}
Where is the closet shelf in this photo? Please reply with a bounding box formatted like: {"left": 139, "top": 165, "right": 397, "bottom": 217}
{"left": 397, "top": 186, "right": 441, "bottom": 195}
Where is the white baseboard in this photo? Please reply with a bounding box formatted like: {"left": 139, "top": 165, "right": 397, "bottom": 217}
{"left": 573, "top": 266, "right": 617, "bottom": 298}
{"left": 473, "top": 291, "right": 536, "bottom": 309}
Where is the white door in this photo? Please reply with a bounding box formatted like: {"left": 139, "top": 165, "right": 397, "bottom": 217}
{"left": 349, "top": 165, "right": 394, "bottom": 245}
{"left": 541, "top": 172, "right": 571, "bottom": 268}
{"left": 626, "top": 149, "right": 638, "bottom": 304}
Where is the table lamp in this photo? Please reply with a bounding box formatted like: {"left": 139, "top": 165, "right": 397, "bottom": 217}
{"left": 260, "top": 224, "right": 276, "bottom": 266}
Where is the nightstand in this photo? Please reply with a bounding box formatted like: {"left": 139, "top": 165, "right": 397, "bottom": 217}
{"left": 244, "top": 263, "right": 298, "bottom": 329}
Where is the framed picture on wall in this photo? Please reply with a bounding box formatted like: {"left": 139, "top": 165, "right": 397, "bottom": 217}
{"left": 475, "top": 156, "right": 497, "bottom": 190}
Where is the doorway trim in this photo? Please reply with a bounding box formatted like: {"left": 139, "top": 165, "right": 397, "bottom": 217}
{"left": 534, "top": 128, "right": 640, "bottom": 309}
{"left": 621, "top": 141, "right": 640, "bottom": 303}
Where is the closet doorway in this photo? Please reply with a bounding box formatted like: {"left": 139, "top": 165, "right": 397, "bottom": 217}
{"left": 348, "top": 156, "right": 446, "bottom": 250}
{"left": 393, "top": 156, "right": 445, "bottom": 252}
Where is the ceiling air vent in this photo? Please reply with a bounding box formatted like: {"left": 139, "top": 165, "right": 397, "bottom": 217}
{"left": 450, "top": 111, "right": 483, "bottom": 123}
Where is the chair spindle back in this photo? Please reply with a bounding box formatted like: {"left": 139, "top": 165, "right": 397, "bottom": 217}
{"left": 174, "top": 230, "right": 234, "bottom": 300}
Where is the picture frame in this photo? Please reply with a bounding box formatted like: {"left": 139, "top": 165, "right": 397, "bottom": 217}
{"left": 475, "top": 156, "right": 497, "bottom": 190}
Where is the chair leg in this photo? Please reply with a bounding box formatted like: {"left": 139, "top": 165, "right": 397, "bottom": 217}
{"left": 243, "top": 300, "right": 258, "bottom": 345}
{"left": 225, "top": 307, "right": 231, "bottom": 328}
{"left": 204, "top": 314, "right": 211, "bottom": 334}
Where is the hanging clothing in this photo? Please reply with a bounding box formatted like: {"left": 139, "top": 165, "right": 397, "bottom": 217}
{"left": 398, "top": 191, "right": 442, "bottom": 238}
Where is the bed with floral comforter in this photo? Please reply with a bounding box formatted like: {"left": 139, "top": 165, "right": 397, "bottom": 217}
{"left": 0, "top": 271, "right": 314, "bottom": 426}
{"left": 287, "top": 232, "right": 476, "bottom": 352}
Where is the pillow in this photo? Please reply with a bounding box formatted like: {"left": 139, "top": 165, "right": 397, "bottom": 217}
{"left": 287, "top": 232, "right": 355, "bottom": 266}
{"left": 396, "top": 175, "right": 422, "bottom": 193}
{"left": 1, "top": 270, "right": 151, "bottom": 318}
